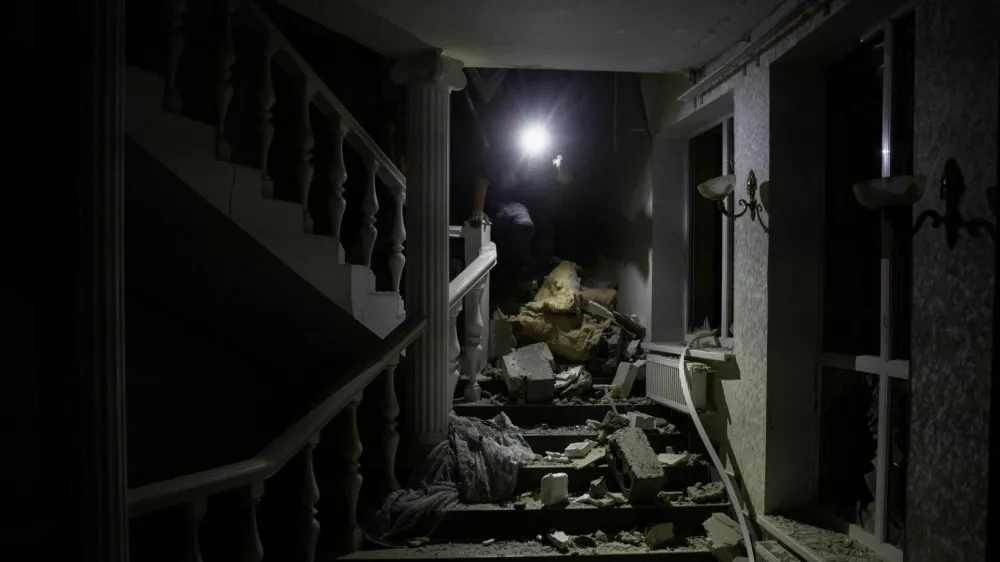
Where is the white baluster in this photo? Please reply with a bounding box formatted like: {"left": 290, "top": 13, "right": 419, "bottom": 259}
{"left": 294, "top": 435, "right": 321, "bottom": 562}
{"left": 297, "top": 80, "right": 316, "bottom": 233}
{"left": 340, "top": 391, "right": 363, "bottom": 552}
{"left": 327, "top": 118, "right": 348, "bottom": 262}
{"left": 381, "top": 358, "right": 401, "bottom": 491}
{"left": 449, "top": 302, "right": 463, "bottom": 389}
{"left": 239, "top": 481, "right": 264, "bottom": 562}
{"left": 215, "top": 0, "right": 238, "bottom": 161}
{"left": 463, "top": 280, "right": 486, "bottom": 402}
{"left": 388, "top": 192, "right": 406, "bottom": 293}
{"left": 165, "top": 0, "right": 187, "bottom": 113}
{"left": 360, "top": 159, "right": 380, "bottom": 267}
{"left": 182, "top": 498, "right": 206, "bottom": 562}
{"left": 258, "top": 32, "right": 277, "bottom": 198}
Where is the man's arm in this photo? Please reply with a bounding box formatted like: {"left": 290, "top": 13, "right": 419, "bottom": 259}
{"left": 470, "top": 176, "right": 491, "bottom": 225}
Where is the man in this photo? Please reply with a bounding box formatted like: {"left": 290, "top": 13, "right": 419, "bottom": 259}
{"left": 472, "top": 145, "right": 572, "bottom": 306}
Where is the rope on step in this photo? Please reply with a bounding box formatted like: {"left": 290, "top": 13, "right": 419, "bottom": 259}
{"left": 679, "top": 333, "right": 757, "bottom": 562}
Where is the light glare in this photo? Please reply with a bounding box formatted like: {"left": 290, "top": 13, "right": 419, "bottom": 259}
{"left": 520, "top": 124, "right": 550, "bottom": 155}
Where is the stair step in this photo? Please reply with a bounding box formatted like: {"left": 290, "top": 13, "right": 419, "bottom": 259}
{"left": 433, "top": 501, "right": 730, "bottom": 540}
{"left": 522, "top": 429, "right": 690, "bottom": 454}
{"left": 455, "top": 403, "right": 667, "bottom": 427}
{"left": 516, "top": 462, "right": 711, "bottom": 493}
{"left": 457, "top": 377, "right": 645, "bottom": 398}
{"left": 342, "top": 539, "right": 715, "bottom": 560}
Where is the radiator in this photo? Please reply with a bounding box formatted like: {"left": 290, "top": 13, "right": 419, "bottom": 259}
{"left": 645, "top": 354, "right": 709, "bottom": 413}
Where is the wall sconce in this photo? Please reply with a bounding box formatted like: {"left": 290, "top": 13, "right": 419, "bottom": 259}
{"left": 696, "top": 169, "right": 770, "bottom": 233}
{"left": 853, "top": 158, "right": 996, "bottom": 249}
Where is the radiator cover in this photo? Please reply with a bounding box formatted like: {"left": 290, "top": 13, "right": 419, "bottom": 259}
{"left": 645, "top": 354, "right": 708, "bottom": 413}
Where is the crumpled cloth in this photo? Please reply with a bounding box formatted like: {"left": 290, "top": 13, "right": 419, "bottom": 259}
{"left": 368, "top": 411, "right": 536, "bottom": 541}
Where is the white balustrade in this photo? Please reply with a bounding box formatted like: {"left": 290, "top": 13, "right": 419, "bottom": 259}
{"left": 388, "top": 193, "right": 406, "bottom": 293}
{"left": 238, "top": 482, "right": 265, "bottom": 562}
{"left": 449, "top": 302, "right": 463, "bottom": 388}
{"left": 258, "top": 31, "right": 277, "bottom": 198}
{"left": 328, "top": 117, "right": 348, "bottom": 262}
{"left": 340, "top": 391, "right": 364, "bottom": 552}
{"left": 381, "top": 359, "right": 401, "bottom": 491}
{"left": 182, "top": 498, "right": 206, "bottom": 562}
{"left": 215, "top": 0, "right": 238, "bottom": 161}
{"left": 360, "top": 158, "right": 380, "bottom": 267}
{"left": 462, "top": 280, "right": 486, "bottom": 402}
{"left": 165, "top": 0, "right": 187, "bottom": 113}
{"left": 293, "top": 436, "right": 321, "bottom": 562}
{"left": 297, "top": 79, "right": 316, "bottom": 233}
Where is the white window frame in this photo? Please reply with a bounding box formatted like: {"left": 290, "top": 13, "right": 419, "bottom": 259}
{"left": 818, "top": 15, "right": 912, "bottom": 562}
{"left": 685, "top": 115, "right": 735, "bottom": 347}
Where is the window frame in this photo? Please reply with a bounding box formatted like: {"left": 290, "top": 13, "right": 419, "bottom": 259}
{"left": 685, "top": 115, "right": 736, "bottom": 347}
{"left": 817, "top": 13, "right": 914, "bottom": 562}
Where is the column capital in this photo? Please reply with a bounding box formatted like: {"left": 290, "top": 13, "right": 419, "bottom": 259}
{"left": 392, "top": 49, "right": 467, "bottom": 91}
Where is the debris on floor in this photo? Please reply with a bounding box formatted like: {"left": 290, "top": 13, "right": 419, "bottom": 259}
{"left": 480, "top": 538, "right": 496, "bottom": 547}
{"left": 657, "top": 490, "right": 684, "bottom": 503}
{"left": 573, "top": 445, "right": 606, "bottom": 469}
{"left": 658, "top": 451, "right": 689, "bottom": 467}
{"left": 687, "top": 481, "right": 727, "bottom": 504}
{"left": 554, "top": 365, "right": 593, "bottom": 398}
{"left": 606, "top": 427, "right": 666, "bottom": 504}
{"left": 406, "top": 537, "right": 430, "bottom": 548}
{"left": 611, "top": 361, "right": 640, "bottom": 397}
{"left": 501, "top": 342, "right": 555, "bottom": 403}
{"left": 594, "top": 530, "right": 609, "bottom": 543}
{"left": 589, "top": 476, "right": 608, "bottom": 499}
{"left": 626, "top": 411, "right": 655, "bottom": 429}
{"left": 564, "top": 439, "right": 596, "bottom": 458}
{"left": 540, "top": 472, "right": 569, "bottom": 506}
{"left": 574, "top": 534, "right": 598, "bottom": 548}
{"left": 614, "top": 530, "right": 645, "bottom": 546}
{"left": 645, "top": 522, "right": 677, "bottom": 549}
{"left": 703, "top": 513, "right": 744, "bottom": 550}
{"left": 547, "top": 529, "right": 571, "bottom": 552}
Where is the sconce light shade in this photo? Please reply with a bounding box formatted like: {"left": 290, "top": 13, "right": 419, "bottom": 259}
{"left": 758, "top": 181, "right": 771, "bottom": 213}
{"left": 852, "top": 175, "right": 926, "bottom": 210}
{"left": 697, "top": 175, "right": 736, "bottom": 201}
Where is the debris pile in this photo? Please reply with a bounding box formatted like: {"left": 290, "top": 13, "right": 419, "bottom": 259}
{"left": 687, "top": 481, "right": 727, "bottom": 504}
{"left": 501, "top": 343, "right": 555, "bottom": 404}
{"left": 606, "top": 427, "right": 667, "bottom": 504}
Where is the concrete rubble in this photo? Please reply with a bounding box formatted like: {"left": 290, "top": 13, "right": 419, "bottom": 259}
{"left": 481, "top": 538, "right": 496, "bottom": 546}
{"left": 658, "top": 451, "right": 689, "bottom": 467}
{"left": 489, "top": 315, "right": 515, "bottom": 361}
{"left": 644, "top": 522, "right": 677, "bottom": 549}
{"left": 589, "top": 476, "right": 608, "bottom": 499}
{"left": 554, "top": 365, "right": 593, "bottom": 398}
{"left": 594, "top": 530, "right": 609, "bottom": 542}
{"left": 572, "top": 445, "right": 606, "bottom": 469}
{"left": 501, "top": 343, "right": 555, "bottom": 403}
{"left": 564, "top": 439, "right": 596, "bottom": 458}
{"left": 614, "top": 530, "right": 645, "bottom": 546}
{"left": 606, "top": 427, "right": 666, "bottom": 504}
{"left": 703, "top": 513, "right": 744, "bottom": 560}
{"left": 547, "top": 530, "right": 570, "bottom": 552}
{"left": 626, "top": 411, "right": 656, "bottom": 430}
{"left": 611, "top": 361, "right": 639, "bottom": 397}
{"left": 687, "top": 481, "right": 726, "bottom": 504}
{"left": 540, "top": 472, "right": 569, "bottom": 506}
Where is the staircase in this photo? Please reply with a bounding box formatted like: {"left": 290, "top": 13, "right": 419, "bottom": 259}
{"left": 127, "top": 0, "right": 406, "bottom": 338}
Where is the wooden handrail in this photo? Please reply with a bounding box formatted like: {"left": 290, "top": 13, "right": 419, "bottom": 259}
{"left": 128, "top": 315, "right": 426, "bottom": 517}
{"left": 449, "top": 242, "right": 496, "bottom": 310}
{"left": 237, "top": 3, "right": 407, "bottom": 200}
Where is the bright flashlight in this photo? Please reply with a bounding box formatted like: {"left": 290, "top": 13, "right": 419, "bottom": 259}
{"left": 519, "top": 124, "right": 550, "bottom": 155}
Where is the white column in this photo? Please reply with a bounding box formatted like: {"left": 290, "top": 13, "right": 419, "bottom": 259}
{"left": 392, "top": 51, "right": 466, "bottom": 449}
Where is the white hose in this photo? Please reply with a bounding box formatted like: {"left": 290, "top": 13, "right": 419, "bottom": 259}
{"left": 678, "top": 333, "right": 757, "bottom": 561}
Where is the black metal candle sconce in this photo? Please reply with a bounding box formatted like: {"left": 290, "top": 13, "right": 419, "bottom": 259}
{"left": 722, "top": 170, "right": 769, "bottom": 233}
{"left": 912, "top": 158, "right": 996, "bottom": 249}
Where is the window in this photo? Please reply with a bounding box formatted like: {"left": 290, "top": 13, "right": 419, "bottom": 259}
{"left": 687, "top": 117, "right": 735, "bottom": 342}
{"left": 819, "top": 12, "right": 913, "bottom": 559}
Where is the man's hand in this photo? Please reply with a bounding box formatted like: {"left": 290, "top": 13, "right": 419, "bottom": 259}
{"left": 469, "top": 210, "right": 491, "bottom": 226}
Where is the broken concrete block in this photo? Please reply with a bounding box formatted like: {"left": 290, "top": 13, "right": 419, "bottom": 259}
{"left": 501, "top": 343, "right": 555, "bottom": 403}
{"left": 572, "top": 446, "right": 606, "bottom": 469}
{"left": 606, "top": 492, "right": 626, "bottom": 505}
{"left": 540, "top": 472, "right": 569, "bottom": 506}
{"left": 615, "top": 530, "right": 644, "bottom": 546}
{"left": 687, "top": 481, "right": 726, "bottom": 504}
{"left": 489, "top": 317, "right": 515, "bottom": 361}
{"left": 481, "top": 538, "right": 496, "bottom": 546}
{"left": 658, "top": 490, "right": 683, "bottom": 503}
{"left": 585, "top": 418, "right": 601, "bottom": 430}
{"left": 703, "top": 513, "right": 743, "bottom": 550}
{"left": 634, "top": 358, "right": 646, "bottom": 381}
{"left": 658, "top": 452, "right": 689, "bottom": 467}
{"left": 564, "top": 440, "right": 595, "bottom": 459}
{"left": 626, "top": 411, "right": 655, "bottom": 430}
{"left": 611, "top": 361, "right": 639, "bottom": 397}
{"left": 645, "top": 523, "right": 676, "bottom": 549}
{"left": 594, "top": 530, "right": 609, "bottom": 542}
{"left": 606, "top": 427, "right": 666, "bottom": 504}
{"left": 625, "top": 339, "right": 640, "bottom": 360}
{"left": 600, "top": 410, "right": 629, "bottom": 432}
{"left": 589, "top": 476, "right": 608, "bottom": 499}
{"left": 547, "top": 530, "right": 570, "bottom": 552}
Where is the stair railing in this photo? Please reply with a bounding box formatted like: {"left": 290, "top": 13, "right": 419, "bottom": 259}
{"left": 448, "top": 222, "right": 496, "bottom": 402}
{"left": 127, "top": 316, "right": 425, "bottom": 558}
{"left": 164, "top": 0, "right": 408, "bottom": 290}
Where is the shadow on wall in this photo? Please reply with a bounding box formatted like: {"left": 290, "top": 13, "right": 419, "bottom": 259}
{"left": 124, "top": 140, "right": 381, "bottom": 487}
